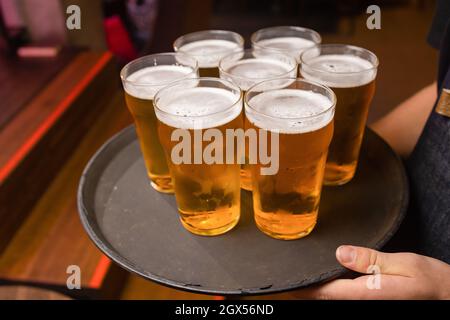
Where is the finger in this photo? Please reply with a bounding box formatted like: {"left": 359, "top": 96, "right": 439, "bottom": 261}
{"left": 336, "top": 245, "right": 418, "bottom": 277}
{"left": 291, "top": 275, "right": 420, "bottom": 300}
{"left": 292, "top": 278, "right": 379, "bottom": 300}
{"left": 290, "top": 280, "right": 354, "bottom": 300}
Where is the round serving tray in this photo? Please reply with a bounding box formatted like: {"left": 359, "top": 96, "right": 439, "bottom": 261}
{"left": 78, "top": 125, "right": 408, "bottom": 296}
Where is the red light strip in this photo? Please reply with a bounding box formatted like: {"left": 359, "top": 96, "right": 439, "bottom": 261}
{"left": 89, "top": 254, "right": 112, "bottom": 289}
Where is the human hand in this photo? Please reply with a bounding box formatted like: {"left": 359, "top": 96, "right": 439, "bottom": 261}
{"left": 292, "top": 245, "right": 450, "bottom": 299}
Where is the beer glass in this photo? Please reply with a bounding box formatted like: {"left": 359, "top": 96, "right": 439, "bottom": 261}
{"left": 173, "top": 30, "right": 244, "bottom": 77}
{"left": 245, "top": 78, "right": 336, "bottom": 240}
{"left": 154, "top": 78, "right": 243, "bottom": 236}
{"left": 300, "top": 44, "right": 378, "bottom": 185}
{"left": 120, "top": 53, "right": 198, "bottom": 193}
{"left": 219, "top": 49, "right": 297, "bottom": 191}
{"left": 251, "top": 26, "right": 321, "bottom": 63}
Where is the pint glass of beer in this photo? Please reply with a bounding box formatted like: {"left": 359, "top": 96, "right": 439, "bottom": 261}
{"left": 245, "top": 79, "right": 336, "bottom": 240}
{"left": 154, "top": 78, "right": 243, "bottom": 236}
{"left": 120, "top": 53, "right": 198, "bottom": 193}
{"left": 219, "top": 49, "right": 297, "bottom": 191}
{"left": 173, "top": 30, "right": 244, "bottom": 77}
{"left": 300, "top": 44, "right": 378, "bottom": 185}
{"left": 251, "top": 26, "right": 321, "bottom": 63}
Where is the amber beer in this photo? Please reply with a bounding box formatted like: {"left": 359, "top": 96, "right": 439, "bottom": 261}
{"left": 300, "top": 45, "right": 378, "bottom": 185}
{"left": 120, "top": 53, "right": 198, "bottom": 193}
{"left": 173, "top": 30, "right": 244, "bottom": 77}
{"left": 245, "top": 79, "right": 336, "bottom": 240}
{"left": 219, "top": 49, "right": 297, "bottom": 191}
{"left": 251, "top": 26, "right": 321, "bottom": 63}
{"left": 154, "top": 78, "right": 243, "bottom": 236}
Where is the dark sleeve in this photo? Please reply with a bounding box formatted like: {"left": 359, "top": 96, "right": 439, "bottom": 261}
{"left": 427, "top": 0, "right": 450, "bottom": 49}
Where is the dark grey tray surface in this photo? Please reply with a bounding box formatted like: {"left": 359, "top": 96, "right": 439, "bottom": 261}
{"left": 78, "top": 125, "right": 408, "bottom": 295}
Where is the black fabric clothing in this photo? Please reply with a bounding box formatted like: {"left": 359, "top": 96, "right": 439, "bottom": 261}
{"left": 405, "top": 0, "right": 450, "bottom": 263}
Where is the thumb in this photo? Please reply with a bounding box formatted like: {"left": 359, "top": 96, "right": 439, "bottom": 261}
{"left": 336, "top": 245, "right": 416, "bottom": 277}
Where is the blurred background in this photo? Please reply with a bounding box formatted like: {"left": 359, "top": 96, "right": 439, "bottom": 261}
{"left": 0, "top": 0, "right": 438, "bottom": 299}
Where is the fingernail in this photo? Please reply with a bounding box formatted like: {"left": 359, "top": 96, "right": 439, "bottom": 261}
{"left": 337, "top": 246, "right": 356, "bottom": 264}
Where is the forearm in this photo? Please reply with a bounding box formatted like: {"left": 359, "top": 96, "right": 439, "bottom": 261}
{"left": 370, "top": 82, "right": 437, "bottom": 158}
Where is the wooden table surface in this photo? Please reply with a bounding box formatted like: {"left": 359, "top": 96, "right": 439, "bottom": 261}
{"left": 0, "top": 49, "right": 79, "bottom": 129}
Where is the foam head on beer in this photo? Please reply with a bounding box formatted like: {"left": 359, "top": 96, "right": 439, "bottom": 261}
{"left": 246, "top": 88, "right": 334, "bottom": 134}
{"left": 155, "top": 86, "right": 241, "bottom": 129}
{"left": 256, "top": 37, "right": 317, "bottom": 52}
{"left": 123, "top": 65, "right": 196, "bottom": 99}
{"left": 300, "top": 53, "right": 377, "bottom": 88}
{"left": 177, "top": 39, "right": 240, "bottom": 68}
{"left": 225, "top": 58, "right": 291, "bottom": 81}
{"left": 173, "top": 30, "right": 244, "bottom": 69}
{"left": 219, "top": 49, "right": 297, "bottom": 91}
{"left": 251, "top": 26, "right": 321, "bottom": 62}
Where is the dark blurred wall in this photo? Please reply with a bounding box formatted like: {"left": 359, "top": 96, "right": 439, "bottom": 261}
{"left": 62, "top": 0, "right": 107, "bottom": 50}
{"left": 145, "top": 0, "right": 212, "bottom": 53}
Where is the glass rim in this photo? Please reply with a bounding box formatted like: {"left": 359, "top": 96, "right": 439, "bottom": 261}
{"left": 154, "top": 77, "right": 242, "bottom": 120}
{"left": 218, "top": 48, "right": 298, "bottom": 83}
{"left": 251, "top": 25, "right": 322, "bottom": 51}
{"left": 300, "top": 44, "right": 379, "bottom": 75}
{"left": 120, "top": 52, "right": 198, "bottom": 87}
{"left": 245, "top": 77, "right": 336, "bottom": 121}
{"left": 173, "top": 29, "right": 245, "bottom": 56}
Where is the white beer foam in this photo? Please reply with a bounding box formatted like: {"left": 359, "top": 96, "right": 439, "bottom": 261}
{"left": 156, "top": 87, "right": 241, "bottom": 130}
{"left": 257, "top": 37, "right": 316, "bottom": 51}
{"left": 223, "top": 58, "right": 294, "bottom": 90}
{"left": 178, "top": 39, "right": 241, "bottom": 68}
{"left": 301, "top": 54, "right": 376, "bottom": 88}
{"left": 246, "top": 89, "right": 333, "bottom": 134}
{"left": 124, "top": 65, "right": 195, "bottom": 99}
